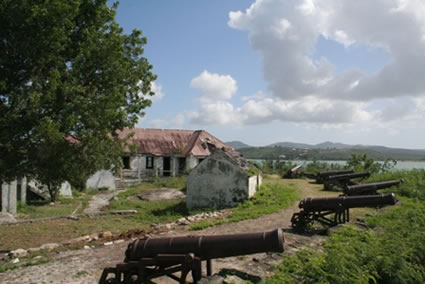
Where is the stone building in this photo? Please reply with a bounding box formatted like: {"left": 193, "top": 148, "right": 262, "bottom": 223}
{"left": 117, "top": 128, "right": 232, "bottom": 177}
{"left": 186, "top": 148, "right": 262, "bottom": 209}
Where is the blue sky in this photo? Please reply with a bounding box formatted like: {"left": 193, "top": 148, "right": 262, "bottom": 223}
{"left": 114, "top": 1, "right": 425, "bottom": 149}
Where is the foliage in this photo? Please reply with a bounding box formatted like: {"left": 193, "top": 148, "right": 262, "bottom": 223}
{"left": 191, "top": 181, "right": 298, "bottom": 230}
{"left": 266, "top": 169, "right": 425, "bottom": 283}
{"left": 304, "top": 158, "right": 344, "bottom": 173}
{"left": 346, "top": 154, "right": 381, "bottom": 173}
{"left": 0, "top": 0, "right": 156, "bottom": 200}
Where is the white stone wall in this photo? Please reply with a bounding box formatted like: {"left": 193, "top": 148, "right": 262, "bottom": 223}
{"left": 86, "top": 170, "right": 116, "bottom": 190}
{"left": 1, "top": 181, "right": 17, "bottom": 214}
{"left": 154, "top": 156, "right": 163, "bottom": 177}
{"left": 186, "top": 151, "right": 250, "bottom": 209}
{"left": 248, "top": 175, "right": 258, "bottom": 197}
{"left": 186, "top": 155, "right": 198, "bottom": 171}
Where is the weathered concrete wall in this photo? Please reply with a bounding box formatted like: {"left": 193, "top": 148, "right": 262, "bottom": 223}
{"left": 154, "top": 156, "right": 163, "bottom": 177}
{"left": 1, "top": 181, "right": 17, "bottom": 214}
{"left": 186, "top": 155, "right": 198, "bottom": 171}
{"left": 187, "top": 151, "right": 249, "bottom": 209}
{"left": 248, "top": 175, "right": 258, "bottom": 197}
{"left": 27, "top": 180, "right": 73, "bottom": 199}
{"left": 86, "top": 170, "right": 116, "bottom": 190}
{"left": 20, "top": 177, "right": 27, "bottom": 204}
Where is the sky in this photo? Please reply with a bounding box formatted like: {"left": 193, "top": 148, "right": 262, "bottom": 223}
{"left": 114, "top": 0, "right": 425, "bottom": 149}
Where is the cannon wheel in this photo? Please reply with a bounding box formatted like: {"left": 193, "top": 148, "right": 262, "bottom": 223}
{"left": 291, "top": 212, "right": 311, "bottom": 230}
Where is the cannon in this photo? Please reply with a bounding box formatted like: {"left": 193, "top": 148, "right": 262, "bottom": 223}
{"left": 315, "top": 170, "right": 354, "bottom": 183}
{"left": 283, "top": 165, "right": 302, "bottom": 178}
{"left": 99, "top": 229, "right": 285, "bottom": 284}
{"left": 344, "top": 179, "right": 404, "bottom": 196}
{"left": 291, "top": 193, "right": 397, "bottom": 229}
{"left": 324, "top": 171, "right": 370, "bottom": 191}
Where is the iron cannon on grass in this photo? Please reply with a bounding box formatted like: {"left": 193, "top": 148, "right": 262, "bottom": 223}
{"left": 344, "top": 179, "right": 404, "bottom": 196}
{"left": 99, "top": 228, "right": 285, "bottom": 284}
{"left": 283, "top": 165, "right": 302, "bottom": 179}
{"left": 291, "top": 193, "right": 397, "bottom": 229}
{"left": 324, "top": 171, "right": 371, "bottom": 191}
{"left": 314, "top": 170, "right": 354, "bottom": 184}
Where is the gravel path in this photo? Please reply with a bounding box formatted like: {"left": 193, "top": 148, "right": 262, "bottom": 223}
{"left": 0, "top": 179, "right": 334, "bottom": 283}
{"left": 83, "top": 189, "right": 126, "bottom": 215}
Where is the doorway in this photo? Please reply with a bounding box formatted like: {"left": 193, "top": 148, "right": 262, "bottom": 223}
{"left": 163, "top": 157, "right": 171, "bottom": 176}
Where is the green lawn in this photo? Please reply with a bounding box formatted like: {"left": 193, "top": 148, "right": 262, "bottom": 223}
{"left": 190, "top": 177, "right": 299, "bottom": 230}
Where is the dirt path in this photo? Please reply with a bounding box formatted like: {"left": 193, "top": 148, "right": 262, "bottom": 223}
{"left": 0, "top": 178, "right": 335, "bottom": 284}
{"left": 83, "top": 189, "right": 127, "bottom": 215}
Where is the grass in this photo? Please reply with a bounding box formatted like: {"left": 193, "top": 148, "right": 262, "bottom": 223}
{"left": 265, "top": 169, "right": 425, "bottom": 284}
{"left": 190, "top": 178, "right": 299, "bottom": 230}
{"left": 0, "top": 255, "right": 50, "bottom": 273}
{"left": 16, "top": 189, "right": 97, "bottom": 219}
{"left": 0, "top": 176, "right": 190, "bottom": 250}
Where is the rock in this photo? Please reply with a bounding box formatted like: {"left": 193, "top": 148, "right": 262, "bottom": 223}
{"left": 100, "top": 231, "right": 113, "bottom": 238}
{"left": 49, "top": 202, "right": 55, "bottom": 206}
{"left": 198, "top": 275, "right": 224, "bottom": 284}
{"left": 40, "top": 243, "right": 60, "bottom": 251}
{"left": 165, "top": 223, "right": 174, "bottom": 229}
{"left": 84, "top": 245, "right": 91, "bottom": 250}
{"left": 33, "top": 255, "right": 43, "bottom": 260}
{"left": 27, "top": 247, "right": 41, "bottom": 254}
{"left": 223, "top": 275, "right": 246, "bottom": 284}
{"left": 9, "top": 248, "right": 27, "bottom": 258}
{"left": 103, "top": 242, "right": 113, "bottom": 246}
{"left": 67, "top": 216, "right": 79, "bottom": 220}
{"left": 11, "top": 258, "right": 19, "bottom": 264}
{"left": 0, "top": 212, "right": 17, "bottom": 224}
{"left": 114, "top": 239, "right": 124, "bottom": 244}
{"left": 69, "top": 235, "right": 91, "bottom": 244}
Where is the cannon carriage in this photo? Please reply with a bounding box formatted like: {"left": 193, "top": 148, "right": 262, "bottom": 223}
{"left": 99, "top": 229, "right": 285, "bottom": 284}
{"left": 291, "top": 193, "right": 397, "bottom": 229}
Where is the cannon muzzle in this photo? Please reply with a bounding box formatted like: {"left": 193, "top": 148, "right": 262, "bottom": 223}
{"left": 345, "top": 179, "right": 403, "bottom": 195}
{"left": 126, "top": 228, "right": 284, "bottom": 261}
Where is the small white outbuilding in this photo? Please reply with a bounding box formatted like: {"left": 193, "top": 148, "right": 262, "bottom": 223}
{"left": 186, "top": 148, "right": 261, "bottom": 209}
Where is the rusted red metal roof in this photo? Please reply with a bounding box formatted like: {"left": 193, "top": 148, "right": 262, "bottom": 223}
{"left": 117, "top": 128, "right": 232, "bottom": 157}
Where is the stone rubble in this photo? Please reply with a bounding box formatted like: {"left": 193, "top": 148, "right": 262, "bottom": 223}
{"left": 152, "top": 210, "right": 230, "bottom": 230}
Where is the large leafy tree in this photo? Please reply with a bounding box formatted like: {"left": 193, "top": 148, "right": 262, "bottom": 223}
{"left": 0, "top": 0, "right": 156, "bottom": 200}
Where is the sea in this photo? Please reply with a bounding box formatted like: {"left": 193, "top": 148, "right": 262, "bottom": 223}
{"left": 248, "top": 159, "right": 425, "bottom": 170}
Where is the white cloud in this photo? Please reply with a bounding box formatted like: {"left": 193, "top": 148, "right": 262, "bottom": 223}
{"left": 150, "top": 82, "right": 165, "bottom": 102}
{"left": 190, "top": 70, "right": 237, "bottom": 101}
{"left": 138, "top": 81, "right": 164, "bottom": 103}
{"left": 148, "top": 114, "right": 185, "bottom": 129}
{"left": 228, "top": 0, "right": 425, "bottom": 101}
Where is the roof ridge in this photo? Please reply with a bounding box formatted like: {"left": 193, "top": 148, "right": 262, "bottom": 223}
{"left": 182, "top": 130, "right": 203, "bottom": 156}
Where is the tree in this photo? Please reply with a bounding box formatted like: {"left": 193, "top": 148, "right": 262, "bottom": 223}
{"left": 0, "top": 0, "right": 156, "bottom": 200}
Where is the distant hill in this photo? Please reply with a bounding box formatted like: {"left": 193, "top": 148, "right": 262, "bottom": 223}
{"left": 225, "top": 141, "right": 252, "bottom": 149}
{"left": 234, "top": 140, "right": 425, "bottom": 161}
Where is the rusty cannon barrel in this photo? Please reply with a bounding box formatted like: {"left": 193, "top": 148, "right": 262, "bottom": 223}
{"left": 300, "top": 193, "right": 397, "bottom": 211}
{"left": 100, "top": 229, "right": 284, "bottom": 284}
{"left": 315, "top": 170, "right": 354, "bottom": 183}
{"left": 345, "top": 179, "right": 404, "bottom": 196}
{"left": 291, "top": 193, "right": 398, "bottom": 229}
{"left": 327, "top": 171, "right": 370, "bottom": 181}
{"left": 126, "top": 228, "right": 284, "bottom": 261}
